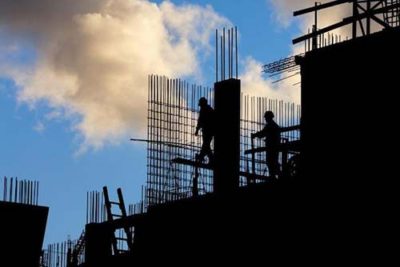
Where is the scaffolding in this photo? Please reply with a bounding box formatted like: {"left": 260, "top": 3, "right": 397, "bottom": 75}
{"left": 146, "top": 75, "right": 214, "bottom": 206}
{"left": 266, "top": 0, "right": 400, "bottom": 84}
{"left": 145, "top": 75, "right": 301, "bottom": 206}
{"left": 384, "top": 0, "right": 400, "bottom": 27}
{"left": 240, "top": 96, "right": 301, "bottom": 184}
{"left": 293, "top": 0, "right": 400, "bottom": 47}
{"left": 40, "top": 239, "right": 83, "bottom": 267}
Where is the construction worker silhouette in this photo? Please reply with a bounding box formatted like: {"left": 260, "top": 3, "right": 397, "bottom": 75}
{"left": 195, "top": 97, "right": 215, "bottom": 164}
{"left": 251, "top": 111, "right": 281, "bottom": 178}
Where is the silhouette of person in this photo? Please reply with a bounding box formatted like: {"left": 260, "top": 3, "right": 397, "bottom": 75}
{"left": 251, "top": 111, "right": 281, "bottom": 178}
{"left": 195, "top": 97, "right": 215, "bottom": 164}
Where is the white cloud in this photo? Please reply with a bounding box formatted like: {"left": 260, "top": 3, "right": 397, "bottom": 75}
{"left": 269, "top": 0, "right": 352, "bottom": 30}
{"left": 0, "top": 0, "right": 229, "bottom": 152}
{"left": 269, "top": 0, "right": 384, "bottom": 40}
{"left": 34, "top": 121, "right": 45, "bottom": 133}
{"left": 260, "top": 0, "right": 385, "bottom": 102}
{"left": 241, "top": 57, "right": 300, "bottom": 103}
{"left": 3, "top": 0, "right": 381, "bottom": 152}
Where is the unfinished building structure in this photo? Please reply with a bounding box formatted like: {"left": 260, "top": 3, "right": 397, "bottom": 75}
{"left": 0, "top": 178, "right": 48, "bottom": 267}
{"left": 39, "top": 1, "right": 399, "bottom": 265}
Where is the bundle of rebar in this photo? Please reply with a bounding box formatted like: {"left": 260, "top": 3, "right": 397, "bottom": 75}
{"left": 1, "top": 176, "right": 39, "bottom": 205}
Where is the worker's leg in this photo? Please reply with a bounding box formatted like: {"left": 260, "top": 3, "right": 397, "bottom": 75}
{"left": 197, "top": 138, "right": 207, "bottom": 162}
{"left": 203, "top": 135, "right": 214, "bottom": 163}
{"left": 198, "top": 135, "right": 213, "bottom": 163}
{"left": 267, "top": 150, "right": 280, "bottom": 178}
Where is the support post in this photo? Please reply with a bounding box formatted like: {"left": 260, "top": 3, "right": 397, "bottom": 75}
{"left": 213, "top": 78, "right": 241, "bottom": 194}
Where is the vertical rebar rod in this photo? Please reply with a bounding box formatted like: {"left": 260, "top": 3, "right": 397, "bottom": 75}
{"left": 93, "top": 191, "right": 95, "bottom": 222}
{"left": 223, "top": 27, "right": 225, "bottom": 80}
{"left": 228, "top": 29, "right": 230, "bottom": 79}
{"left": 30, "top": 180, "right": 33, "bottom": 204}
{"left": 48, "top": 245, "right": 51, "bottom": 267}
{"left": 220, "top": 35, "right": 223, "bottom": 82}
{"left": 26, "top": 180, "right": 29, "bottom": 204}
{"left": 26, "top": 180, "right": 28, "bottom": 204}
{"left": 91, "top": 191, "right": 94, "bottom": 223}
{"left": 3, "top": 177, "right": 5, "bottom": 201}
{"left": 9, "top": 177, "right": 13, "bottom": 202}
{"left": 18, "top": 180, "right": 21, "bottom": 203}
{"left": 86, "top": 191, "right": 88, "bottom": 224}
{"left": 24, "top": 180, "right": 26, "bottom": 204}
{"left": 235, "top": 26, "right": 238, "bottom": 79}
{"left": 24, "top": 180, "right": 29, "bottom": 204}
{"left": 33, "top": 181, "right": 36, "bottom": 205}
{"left": 37, "top": 181, "right": 39, "bottom": 205}
{"left": 88, "top": 191, "right": 91, "bottom": 223}
{"left": 29, "top": 180, "right": 32, "bottom": 204}
{"left": 101, "top": 191, "right": 104, "bottom": 222}
{"left": 95, "top": 191, "right": 98, "bottom": 223}
{"left": 231, "top": 27, "right": 234, "bottom": 79}
{"left": 61, "top": 242, "right": 64, "bottom": 267}
{"left": 15, "top": 178, "right": 18, "bottom": 203}
{"left": 216, "top": 29, "right": 218, "bottom": 82}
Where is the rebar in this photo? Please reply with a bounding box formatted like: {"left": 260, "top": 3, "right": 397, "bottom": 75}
{"left": 146, "top": 75, "right": 301, "bottom": 204}
{"left": 147, "top": 75, "right": 214, "bottom": 206}
{"left": 1, "top": 177, "right": 40, "bottom": 205}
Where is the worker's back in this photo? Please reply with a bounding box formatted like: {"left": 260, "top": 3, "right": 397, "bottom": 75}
{"left": 198, "top": 105, "right": 215, "bottom": 135}
{"left": 264, "top": 120, "right": 280, "bottom": 148}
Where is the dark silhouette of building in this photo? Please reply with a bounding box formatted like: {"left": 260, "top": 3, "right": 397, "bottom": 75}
{"left": 85, "top": 25, "right": 398, "bottom": 267}
{"left": 46, "top": 1, "right": 399, "bottom": 265}
{"left": 0, "top": 179, "right": 48, "bottom": 267}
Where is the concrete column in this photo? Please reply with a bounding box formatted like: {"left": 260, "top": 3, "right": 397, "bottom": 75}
{"left": 213, "top": 78, "right": 241, "bottom": 194}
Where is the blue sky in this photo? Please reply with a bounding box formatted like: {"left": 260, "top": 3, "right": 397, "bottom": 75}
{"left": 0, "top": 0, "right": 302, "bottom": 245}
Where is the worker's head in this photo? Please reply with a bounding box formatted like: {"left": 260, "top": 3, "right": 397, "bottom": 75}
{"left": 264, "top": 111, "right": 274, "bottom": 122}
{"left": 198, "top": 97, "right": 208, "bottom": 107}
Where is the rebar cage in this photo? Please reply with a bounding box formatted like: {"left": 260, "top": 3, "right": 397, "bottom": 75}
{"left": 240, "top": 96, "right": 301, "bottom": 185}
{"left": 384, "top": 0, "right": 400, "bottom": 26}
{"left": 146, "top": 75, "right": 301, "bottom": 206}
{"left": 146, "top": 75, "right": 214, "bottom": 206}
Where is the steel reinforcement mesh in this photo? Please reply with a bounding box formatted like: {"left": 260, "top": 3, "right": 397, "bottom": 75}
{"left": 146, "top": 75, "right": 301, "bottom": 206}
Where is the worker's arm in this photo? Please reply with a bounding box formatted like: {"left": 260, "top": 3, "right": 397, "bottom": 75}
{"left": 251, "top": 128, "right": 267, "bottom": 139}
{"left": 195, "top": 113, "right": 202, "bottom": 136}
{"left": 194, "top": 110, "right": 204, "bottom": 135}
{"left": 280, "top": 124, "right": 300, "bottom": 132}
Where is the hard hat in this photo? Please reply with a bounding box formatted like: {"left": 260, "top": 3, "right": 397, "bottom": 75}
{"left": 264, "top": 111, "right": 274, "bottom": 119}
{"left": 198, "top": 97, "right": 208, "bottom": 106}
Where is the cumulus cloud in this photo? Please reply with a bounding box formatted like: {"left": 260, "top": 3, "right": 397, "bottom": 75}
{"left": 0, "top": 0, "right": 228, "bottom": 152}
{"left": 4, "top": 0, "right": 379, "bottom": 152}
{"left": 270, "top": 0, "right": 352, "bottom": 31}
{"left": 269, "top": 0, "right": 355, "bottom": 57}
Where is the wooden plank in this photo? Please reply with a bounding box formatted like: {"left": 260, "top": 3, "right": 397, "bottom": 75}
{"left": 171, "top": 158, "right": 213, "bottom": 170}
